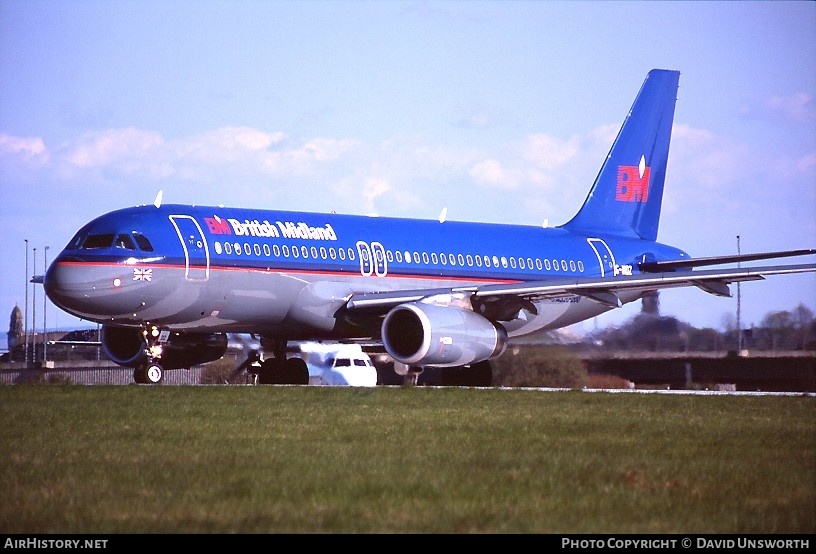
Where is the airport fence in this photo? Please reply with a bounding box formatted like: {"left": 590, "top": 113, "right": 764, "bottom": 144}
{"left": 0, "top": 363, "right": 205, "bottom": 385}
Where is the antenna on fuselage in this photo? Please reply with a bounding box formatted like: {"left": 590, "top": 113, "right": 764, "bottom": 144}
{"left": 439, "top": 207, "right": 448, "bottom": 223}
{"left": 153, "top": 190, "right": 163, "bottom": 208}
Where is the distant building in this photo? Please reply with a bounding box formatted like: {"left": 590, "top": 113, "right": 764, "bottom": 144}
{"left": 641, "top": 291, "right": 660, "bottom": 316}
{"left": 7, "top": 305, "right": 23, "bottom": 360}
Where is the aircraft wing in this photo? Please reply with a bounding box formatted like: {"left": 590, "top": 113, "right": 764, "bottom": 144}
{"left": 345, "top": 262, "right": 816, "bottom": 315}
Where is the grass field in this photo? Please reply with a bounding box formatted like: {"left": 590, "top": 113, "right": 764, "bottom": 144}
{"left": 1, "top": 385, "right": 814, "bottom": 534}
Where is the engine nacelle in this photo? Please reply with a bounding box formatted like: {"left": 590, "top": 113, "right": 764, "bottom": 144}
{"left": 100, "top": 325, "right": 228, "bottom": 369}
{"left": 381, "top": 303, "right": 507, "bottom": 367}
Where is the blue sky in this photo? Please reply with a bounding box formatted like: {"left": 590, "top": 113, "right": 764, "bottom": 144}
{"left": 1, "top": 0, "right": 814, "bottom": 343}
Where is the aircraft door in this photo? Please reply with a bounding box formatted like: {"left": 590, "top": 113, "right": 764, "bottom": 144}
{"left": 587, "top": 238, "right": 617, "bottom": 277}
{"left": 356, "top": 241, "right": 373, "bottom": 276}
{"left": 170, "top": 215, "right": 210, "bottom": 280}
{"left": 356, "top": 241, "right": 387, "bottom": 277}
{"left": 371, "top": 242, "right": 387, "bottom": 277}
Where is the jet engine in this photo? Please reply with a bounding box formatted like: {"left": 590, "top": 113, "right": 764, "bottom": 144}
{"left": 381, "top": 302, "right": 507, "bottom": 367}
{"left": 100, "top": 325, "right": 228, "bottom": 369}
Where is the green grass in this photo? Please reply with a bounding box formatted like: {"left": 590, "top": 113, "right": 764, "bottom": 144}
{"left": 1, "top": 385, "right": 813, "bottom": 533}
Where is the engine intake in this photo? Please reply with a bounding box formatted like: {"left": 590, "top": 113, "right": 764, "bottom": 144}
{"left": 381, "top": 303, "right": 507, "bottom": 367}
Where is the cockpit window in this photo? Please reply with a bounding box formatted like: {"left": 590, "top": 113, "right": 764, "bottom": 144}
{"left": 133, "top": 233, "right": 154, "bottom": 252}
{"left": 66, "top": 233, "right": 85, "bottom": 250}
{"left": 82, "top": 234, "right": 115, "bottom": 249}
{"left": 64, "top": 230, "right": 154, "bottom": 251}
{"left": 114, "top": 234, "right": 136, "bottom": 250}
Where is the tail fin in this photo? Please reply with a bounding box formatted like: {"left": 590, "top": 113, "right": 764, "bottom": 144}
{"left": 561, "top": 69, "right": 680, "bottom": 241}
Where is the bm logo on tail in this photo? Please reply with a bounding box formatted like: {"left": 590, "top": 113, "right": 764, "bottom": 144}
{"left": 616, "top": 155, "right": 650, "bottom": 203}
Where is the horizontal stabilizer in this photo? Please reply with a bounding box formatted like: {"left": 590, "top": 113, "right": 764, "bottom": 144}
{"left": 639, "top": 249, "right": 816, "bottom": 272}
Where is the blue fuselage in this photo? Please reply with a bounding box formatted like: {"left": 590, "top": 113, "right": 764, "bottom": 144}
{"left": 44, "top": 203, "right": 689, "bottom": 342}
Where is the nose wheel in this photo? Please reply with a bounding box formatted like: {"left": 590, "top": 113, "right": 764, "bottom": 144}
{"left": 134, "top": 361, "right": 165, "bottom": 384}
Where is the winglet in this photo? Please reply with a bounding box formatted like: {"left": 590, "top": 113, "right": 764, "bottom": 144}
{"left": 153, "top": 190, "right": 163, "bottom": 208}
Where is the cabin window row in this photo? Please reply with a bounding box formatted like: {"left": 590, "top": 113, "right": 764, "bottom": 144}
{"left": 212, "top": 241, "right": 585, "bottom": 273}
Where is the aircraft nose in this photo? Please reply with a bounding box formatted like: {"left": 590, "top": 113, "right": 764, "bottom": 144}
{"left": 44, "top": 256, "right": 79, "bottom": 310}
{"left": 43, "top": 255, "right": 106, "bottom": 318}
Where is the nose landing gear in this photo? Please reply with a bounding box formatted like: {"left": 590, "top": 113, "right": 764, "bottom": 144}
{"left": 133, "top": 326, "right": 169, "bottom": 384}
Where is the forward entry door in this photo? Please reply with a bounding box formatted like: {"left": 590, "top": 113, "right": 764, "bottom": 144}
{"left": 170, "top": 215, "right": 210, "bottom": 280}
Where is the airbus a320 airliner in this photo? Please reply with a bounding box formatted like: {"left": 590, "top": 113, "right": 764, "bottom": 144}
{"left": 44, "top": 69, "right": 816, "bottom": 385}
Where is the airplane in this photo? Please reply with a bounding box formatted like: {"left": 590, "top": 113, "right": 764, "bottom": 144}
{"left": 297, "top": 343, "right": 378, "bottom": 387}
{"left": 43, "top": 69, "right": 816, "bottom": 386}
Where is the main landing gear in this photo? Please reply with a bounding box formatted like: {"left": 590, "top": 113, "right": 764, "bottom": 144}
{"left": 230, "top": 339, "right": 309, "bottom": 385}
{"left": 256, "top": 339, "right": 309, "bottom": 385}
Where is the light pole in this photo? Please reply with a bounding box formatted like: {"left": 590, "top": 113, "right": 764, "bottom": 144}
{"left": 24, "top": 239, "right": 29, "bottom": 367}
{"left": 32, "top": 247, "right": 37, "bottom": 366}
{"left": 43, "top": 246, "right": 49, "bottom": 364}
{"left": 736, "top": 235, "right": 742, "bottom": 352}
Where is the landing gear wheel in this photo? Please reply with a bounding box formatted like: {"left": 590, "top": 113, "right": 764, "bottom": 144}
{"left": 144, "top": 362, "right": 165, "bottom": 384}
{"left": 257, "top": 357, "right": 309, "bottom": 384}
{"left": 133, "top": 366, "right": 147, "bottom": 384}
{"left": 134, "top": 363, "right": 164, "bottom": 384}
{"left": 258, "top": 358, "right": 280, "bottom": 384}
{"left": 284, "top": 357, "right": 309, "bottom": 385}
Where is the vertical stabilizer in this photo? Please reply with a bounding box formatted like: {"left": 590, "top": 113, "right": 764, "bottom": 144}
{"left": 561, "top": 69, "right": 680, "bottom": 241}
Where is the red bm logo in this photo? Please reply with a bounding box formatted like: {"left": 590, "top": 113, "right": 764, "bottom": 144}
{"left": 615, "top": 165, "right": 650, "bottom": 202}
{"left": 204, "top": 216, "right": 231, "bottom": 235}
